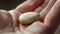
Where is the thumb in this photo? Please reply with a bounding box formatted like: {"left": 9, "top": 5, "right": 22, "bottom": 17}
{"left": 22, "top": 21, "right": 50, "bottom": 34}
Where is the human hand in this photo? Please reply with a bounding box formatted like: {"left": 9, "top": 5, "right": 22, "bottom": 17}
{"left": 15, "top": 0, "right": 60, "bottom": 34}
{"left": 0, "top": 0, "right": 60, "bottom": 34}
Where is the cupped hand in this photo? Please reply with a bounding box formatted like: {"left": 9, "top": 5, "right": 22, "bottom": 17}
{"left": 0, "top": 0, "right": 60, "bottom": 34}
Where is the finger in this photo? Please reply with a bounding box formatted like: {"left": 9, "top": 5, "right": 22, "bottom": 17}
{"left": 15, "top": 0, "right": 45, "bottom": 13}
{"left": 44, "top": 0, "right": 60, "bottom": 33}
{"left": 0, "top": 10, "right": 14, "bottom": 32}
{"left": 40, "top": 0, "right": 57, "bottom": 22}
{"left": 22, "top": 21, "right": 50, "bottom": 34}
{"left": 8, "top": 10, "right": 21, "bottom": 29}
{"left": 34, "top": 0, "right": 50, "bottom": 13}
{"left": 9, "top": 0, "right": 45, "bottom": 27}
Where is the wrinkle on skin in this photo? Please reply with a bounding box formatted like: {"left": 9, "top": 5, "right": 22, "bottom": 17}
{"left": 44, "top": 0, "right": 60, "bottom": 33}
{"left": 34, "top": 0, "right": 50, "bottom": 13}
{"left": 39, "top": 0, "right": 57, "bottom": 22}
{"left": 15, "top": 0, "right": 45, "bottom": 13}
{"left": 0, "top": 10, "right": 14, "bottom": 32}
{"left": 0, "top": 0, "right": 60, "bottom": 34}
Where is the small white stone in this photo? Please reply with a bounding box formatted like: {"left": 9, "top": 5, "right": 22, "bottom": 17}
{"left": 19, "top": 12, "right": 40, "bottom": 24}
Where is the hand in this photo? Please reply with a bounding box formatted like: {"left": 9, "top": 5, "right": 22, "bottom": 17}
{"left": 0, "top": 0, "right": 60, "bottom": 34}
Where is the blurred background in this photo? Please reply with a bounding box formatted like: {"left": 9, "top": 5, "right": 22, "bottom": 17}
{"left": 0, "top": 0, "right": 60, "bottom": 34}
{"left": 0, "top": 0, "right": 25, "bottom": 10}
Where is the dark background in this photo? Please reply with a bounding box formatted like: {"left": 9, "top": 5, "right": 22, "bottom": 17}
{"left": 0, "top": 0, "right": 25, "bottom": 10}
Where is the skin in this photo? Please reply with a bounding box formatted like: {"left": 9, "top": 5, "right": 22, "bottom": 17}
{"left": 22, "top": 0, "right": 60, "bottom": 34}
{"left": 40, "top": 0, "right": 57, "bottom": 22}
{"left": 0, "top": 10, "right": 14, "bottom": 32}
{"left": 8, "top": 0, "right": 45, "bottom": 30}
{"left": 15, "top": 0, "right": 45, "bottom": 13}
{"left": 34, "top": 0, "right": 50, "bottom": 13}
{"left": 22, "top": 21, "right": 50, "bottom": 34}
{"left": 21, "top": 0, "right": 60, "bottom": 34}
{"left": 8, "top": 10, "right": 21, "bottom": 28}
{"left": 0, "top": 0, "right": 60, "bottom": 34}
{"left": 44, "top": 0, "right": 60, "bottom": 33}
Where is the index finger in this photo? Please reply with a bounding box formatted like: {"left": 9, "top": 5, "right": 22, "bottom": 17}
{"left": 15, "top": 0, "right": 45, "bottom": 13}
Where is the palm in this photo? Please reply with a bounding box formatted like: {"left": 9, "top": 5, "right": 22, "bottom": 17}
{"left": 0, "top": 0, "right": 60, "bottom": 34}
